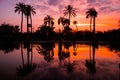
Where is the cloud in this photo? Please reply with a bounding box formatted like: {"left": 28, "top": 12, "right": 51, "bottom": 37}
{"left": 87, "top": 0, "right": 96, "bottom": 3}
{"left": 48, "top": 0, "right": 60, "bottom": 5}
{"left": 0, "top": 0, "right": 3, "bottom": 2}
{"left": 99, "top": 6, "right": 112, "bottom": 13}
{"left": 8, "top": 0, "right": 120, "bottom": 16}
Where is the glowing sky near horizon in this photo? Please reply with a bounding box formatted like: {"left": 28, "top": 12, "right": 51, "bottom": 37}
{"left": 0, "top": 0, "right": 120, "bottom": 32}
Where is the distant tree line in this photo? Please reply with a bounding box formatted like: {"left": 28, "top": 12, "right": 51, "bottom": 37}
{"left": 0, "top": 23, "right": 120, "bottom": 44}
{"left": 0, "top": 23, "right": 20, "bottom": 42}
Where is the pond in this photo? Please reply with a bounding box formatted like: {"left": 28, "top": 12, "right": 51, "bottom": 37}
{"left": 0, "top": 42, "right": 120, "bottom": 80}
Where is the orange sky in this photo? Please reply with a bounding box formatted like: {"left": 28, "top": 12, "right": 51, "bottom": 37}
{"left": 0, "top": 0, "right": 120, "bottom": 32}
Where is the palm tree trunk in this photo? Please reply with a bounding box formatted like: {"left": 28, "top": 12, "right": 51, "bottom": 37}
{"left": 48, "top": 21, "right": 50, "bottom": 27}
{"left": 27, "top": 15, "right": 29, "bottom": 33}
{"left": 90, "top": 17, "right": 92, "bottom": 32}
{"left": 30, "top": 14, "right": 32, "bottom": 33}
{"left": 59, "top": 25, "right": 61, "bottom": 33}
{"left": 69, "top": 13, "right": 70, "bottom": 25}
{"left": 93, "top": 16, "right": 95, "bottom": 34}
{"left": 21, "top": 12, "right": 23, "bottom": 33}
{"left": 76, "top": 25, "right": 78, "bottom": 31}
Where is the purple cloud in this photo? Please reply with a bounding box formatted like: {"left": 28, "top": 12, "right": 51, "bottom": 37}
{"left": 48, "top": 0, "right": 61, "bottom": 5}
{"left": 87, "top": 0, "right": 96, "bottom": 3}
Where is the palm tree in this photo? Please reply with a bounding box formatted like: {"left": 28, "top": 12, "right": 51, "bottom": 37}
{"left": 64, "top": 18, "right": 70, "bottom": 26}
{"left": 73, "top": 20, "right": 78, "bottom": 31}
{"left": 44, "top": 15, "right": 54, "bottom": 27}
{"left": 25, "top": 5, "right": 36, "bottom": 33}
{"left": 14, "top": 2, "right": 25, "bottom": 33}
{"left": 86, "top": 8, "right": 97, "bottom": 33}
{"left": 58, "top": 17, "right": 65, "bottom": 32}
{"left": 64, "top": 5, "right": 76, "bottom": 25}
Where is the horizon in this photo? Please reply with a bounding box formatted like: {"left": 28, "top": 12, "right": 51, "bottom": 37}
{"left": 0, "top": 0, "right": 120, "bottom": 32}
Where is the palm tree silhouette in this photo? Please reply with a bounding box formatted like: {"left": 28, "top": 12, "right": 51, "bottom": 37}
{"left": 44, "top": 15, "right": 54, "bottom": 27}
{"left": 15, "top": 2, "right": 25, "bottom": 33}
{"left": 25, "top": 5, "right": 36, "bottom": 33}
{"left": 58, "top": 17, "right": 70, "bottom": 27}
{"left": 64, "top": 5, "right": 76, "bottom": 25}
{"left": 64, "top": 19, "right": 70, "bottom": 26}
{"left": 86, "top": 8, "right": 97, "bottom": 33}
{"left": 73, "top": 20, "right": 78, "bottom": 31}
{"left": 58, "top": 17, "right": 65, "bottom": 32}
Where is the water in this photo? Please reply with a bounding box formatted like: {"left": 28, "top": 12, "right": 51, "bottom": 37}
{"left": 0, "top": 42, "right": 120, "bottom": 80}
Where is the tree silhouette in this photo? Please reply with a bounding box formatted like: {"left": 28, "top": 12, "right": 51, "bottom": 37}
{"left": 44, "top": 15, "right": 54, "bottom": 27}
{"left": 37, "top": 24, "right": 55, "bottom": 41}
{"left": 86, "top": 8, "right": 97, "bottom": 33}
{"left": 58, "top": 17, "right": 66, "bottom": 32}
{"left": 64, "top": 5, "right": 76, "bottom": 25}
{"left": 58, "top": 17, "right": 70, "bottom": 27}
{"left": 0, "top": 23, "right": 20, "bottom": 42}
{"left": 73, "top": 20, "right": 78, "bottom": 31}
{"left": 25, "top": 5, "right": 36, "bottom": 33}
{"left": 64, "top": 18, "right": 70, "bottom": 26}
{"left": 15, "top": 2, "right": 25, "bottom": 33}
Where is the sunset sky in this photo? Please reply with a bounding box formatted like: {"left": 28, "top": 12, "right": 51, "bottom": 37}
{"left": 0, "top": 0, "right": 120, "bottom": 32}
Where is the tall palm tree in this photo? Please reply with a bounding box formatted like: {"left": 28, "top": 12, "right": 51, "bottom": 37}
{"left": 44, "top": 15, "right": 54, "bottom": 27}
{"left": 14, "top": 2, "right": 25, "bottom": 33}
{"left": 73, "top": 20, "right": 78, "bottom": 31}
{"left": 25, "top": 5, "right": 36, "bottom": 33}
{"left": 64, "top": 5, "right": 76, "bottom": 25}
{"left": 86, "top": 8, "right": 97, "bottom": 33}
{"left": 92, "top": 9, "right": 97, "bottom": 34}
{"left": 86, "top": 8, "right": 92, "bottom": 32}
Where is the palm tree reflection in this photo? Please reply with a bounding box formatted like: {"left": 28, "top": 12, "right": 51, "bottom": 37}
{"left": 16, "top": 43, "right": 37, "bottom": 76}
{"left": 37, "top": 42, "right": 55, "bottom": 62}
{"left": 73, "top": 42, "right": 77, "bottom": 56}
{"left": 62, "top": 42, "right": 75, "bottom": 73}
{"left": 85, "top": 44, "right": 96, "bottom": 74}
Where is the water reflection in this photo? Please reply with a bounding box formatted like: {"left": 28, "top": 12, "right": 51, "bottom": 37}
{"left": 37, "top": 42, "right": 55, "bottom": 62}
{"left": 0, "top": 42, "right": 120, "bottom": 80}
{"left": 85, "top": 44, "right": 96, "bottom": 74}
{"left": 73, "top": 41, "right": 78, "bottom": 56}
{"left": 0, "top": 42, "right": 20, "bottom": 53}
{"left": 16, "top": 42, "right": 37, "bottom": 76}
{"left": 62, "top": 42, "right": 75, "bottom": 73}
